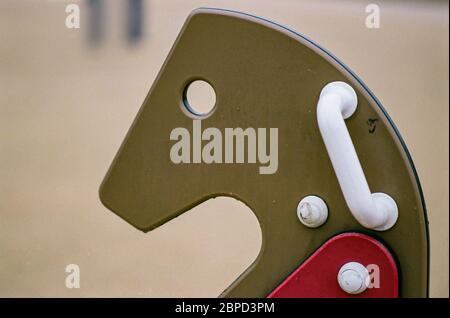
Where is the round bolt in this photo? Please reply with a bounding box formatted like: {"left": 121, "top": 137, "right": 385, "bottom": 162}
{"left": 297, "top": 195, "right": 328, "bottom": 228}
{"left": 337, "top": 262, "right": 370, "bottom": 294}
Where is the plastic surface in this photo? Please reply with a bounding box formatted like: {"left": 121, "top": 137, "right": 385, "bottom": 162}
{"left": 317, "top": 82, "right": 398, "bottom": 230}
{"left": 99, "top": 8, "right": 429, "bottom": 297}
{"left": 268, "top": 233, "right": 399, "bottom": 298}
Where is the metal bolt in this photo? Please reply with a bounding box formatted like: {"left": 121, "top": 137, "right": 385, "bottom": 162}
{"left": 297, "top": 195, "right": 328, "bottom": 228}
{"left": 337, "top": 262, "right": 370, "bottom": 294}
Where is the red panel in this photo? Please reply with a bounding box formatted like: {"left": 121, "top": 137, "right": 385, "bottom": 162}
{"left": 268, "top": 233, "right": 398, "bottom": 298}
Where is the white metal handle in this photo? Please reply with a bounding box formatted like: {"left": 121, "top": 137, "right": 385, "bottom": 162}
{"left": 316, "top": 81, "right": 398, "bottom": 231}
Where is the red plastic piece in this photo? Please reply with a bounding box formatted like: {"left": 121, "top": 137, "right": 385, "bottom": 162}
{"left": 268, "top": 233, "right": 398, "bottom": 298}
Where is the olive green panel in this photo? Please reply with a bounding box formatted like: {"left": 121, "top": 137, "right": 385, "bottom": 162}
{"left": 99, "top": 8, "right": 428, "bottom": 297}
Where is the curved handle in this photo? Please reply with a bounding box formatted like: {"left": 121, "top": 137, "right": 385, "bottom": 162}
{"left": 316, "top": 81, "right": 398, "bottom": 231}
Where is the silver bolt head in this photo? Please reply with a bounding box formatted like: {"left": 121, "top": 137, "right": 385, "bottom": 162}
{"left": 337, "top": 262, "right": 370, "bottom": 294}
{"left": 297, "top": 196, "right": 328, "bottom": 228}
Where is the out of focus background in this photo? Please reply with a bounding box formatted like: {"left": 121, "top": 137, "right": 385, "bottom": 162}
{"left": 0, "top": 0, "right": 448, "bottom": 297}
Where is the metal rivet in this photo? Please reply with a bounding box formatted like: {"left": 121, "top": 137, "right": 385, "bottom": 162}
{"left": 297, "top": 195, "right": 328, "bottom": 228}
{"left": 337, "top": 262, "right": 370, "bottom": 294}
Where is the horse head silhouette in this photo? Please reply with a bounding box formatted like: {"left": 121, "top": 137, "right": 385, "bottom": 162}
{"left": 100, "top": 8, "right": 428, "bottom": 297}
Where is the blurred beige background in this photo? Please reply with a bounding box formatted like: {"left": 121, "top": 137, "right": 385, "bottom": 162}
{"left": 0, "top": 0, "right": 448, "bottom": 297}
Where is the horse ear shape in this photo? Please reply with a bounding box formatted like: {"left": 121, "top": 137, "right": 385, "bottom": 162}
{"left": 99, "top": 8, "right": 428, "bottom": 297}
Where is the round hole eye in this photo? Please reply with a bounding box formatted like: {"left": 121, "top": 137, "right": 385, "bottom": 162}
{"left": 183, "top": 80, "right": 216, "bottom": 117}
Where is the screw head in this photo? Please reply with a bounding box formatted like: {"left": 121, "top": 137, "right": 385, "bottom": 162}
{"left": 297, "top": 196, "right": 328, "bottom": 228}
{"left": 338, "top": 262, "right": 370, "bottom": 294}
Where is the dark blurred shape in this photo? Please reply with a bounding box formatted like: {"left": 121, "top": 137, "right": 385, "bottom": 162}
{"left": 87, "top": 0, "right": 104, "bottom": 45}
{"left": 127, "top": 0, "right": 144, "bottom": 43}
{"left": 127, "top": 0, "right": 144, "bottom": 44}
